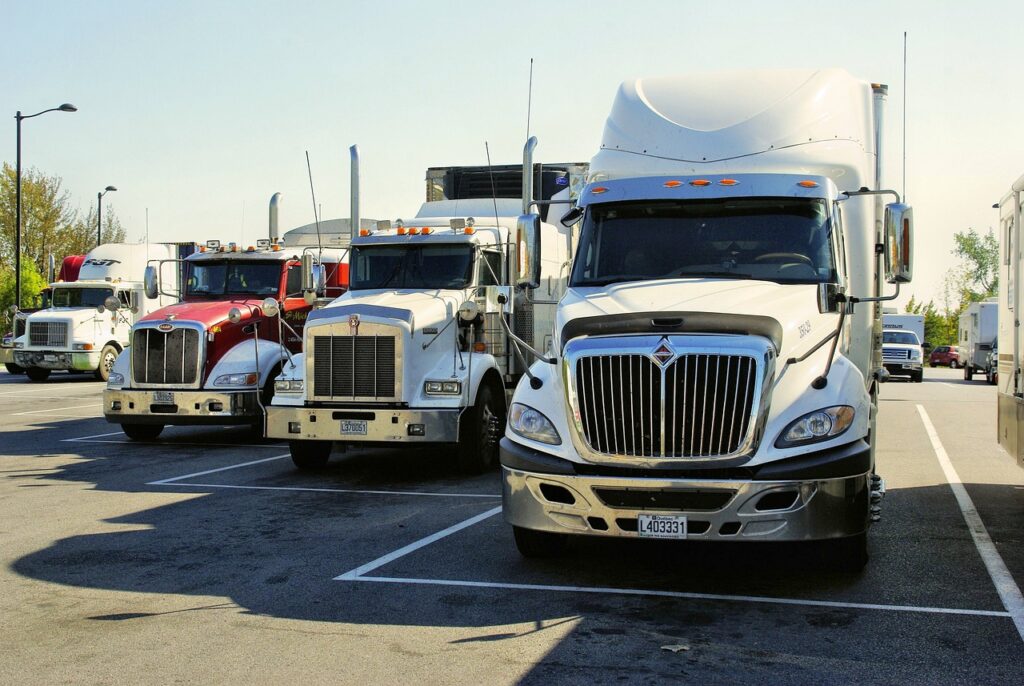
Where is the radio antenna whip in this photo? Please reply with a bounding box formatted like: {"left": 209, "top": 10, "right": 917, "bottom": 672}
{"left": 305, "top": 150, "right": 323, "bottom": 252}
{"left": 902, "top": 31, "right": 907, "bottom": 201}
{"left": 525, "top": 58, "right": 534, "bottom": 141}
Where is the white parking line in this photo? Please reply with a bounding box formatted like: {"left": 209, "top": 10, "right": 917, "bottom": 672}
{"left": 73, "top": 439, "right": 285, "bottom": 449}
{"left": 61, "top": 431, "right": 125, "bottom": 441}
{"left": 335, "top": 506, "right": 1013, "bottom": 620}
{"left": 0, "top": 385, "right": 101, "bottom": 396}
{"left": 147, "top": 455, "right": 291, "bottom": 484}
{"left": 917, "top": 405, "right": 1024, "bottom": 641}
{"left": 13, "top": 403, "right": 101, "bottom": 416}
{"left": 155, "top": 482, "right": 501, "bottom": 499}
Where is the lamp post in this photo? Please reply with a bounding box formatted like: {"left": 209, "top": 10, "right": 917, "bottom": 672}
{"left": 97, "top": 185, "right": 117, "bottom": 246}
{"left": 14, "top": 103, "right": 77, "bottom": 309}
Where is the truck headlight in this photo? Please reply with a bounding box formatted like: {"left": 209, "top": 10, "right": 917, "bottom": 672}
{"left": 14, "top": 341, "right": 23, "bottom": 349}
{"left": 214, "top": 373, "right": 258, "bottom": 387}
{"left": 274, "top": 379, "right": 303, "bottom": 393}
{"left": 508, "top": 403, "right": 561, "bottom": 445}
{"left": 910, "top": 349, "right": 922, "bottom": 360}
{"left": 107, "top": 372, "right": 124, "bottom": 386}
{"left": 775, "top": 406, "right": 854, "bottom": 448}
{"left": 425, "top": 380, "right": 462, "bottom": 395}
{"left": 72, "top": 343, "right": 95, "bottom": 351}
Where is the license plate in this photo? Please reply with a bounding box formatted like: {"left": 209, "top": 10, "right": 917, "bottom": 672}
{"left": 340, "top": 420, "right": 367, "bottom": 435}
{"left": 152, "top": 391, "right": 174, "bottom": 403}
{"left": 44, "top": 354, "right": 58, "bottom": 362}
{"left": 902, "top": 364, "right": 914, "bottom": 369}
{"left": 637, "top": 514, "right": 688, "bottom": 539}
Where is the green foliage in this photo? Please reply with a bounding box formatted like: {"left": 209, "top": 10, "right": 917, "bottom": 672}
{"left": 904, "top": 296, "right": 954, "bottom": 346}
{"left": 0, "top": 259, "right": 48, "bottom": 320}
{"left": 951, "top": 227, "right": 998, "bottom": 300}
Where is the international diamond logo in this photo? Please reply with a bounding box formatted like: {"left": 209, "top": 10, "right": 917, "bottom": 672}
{"left": 652, "top": 339, "right": 674, "bottom": 367}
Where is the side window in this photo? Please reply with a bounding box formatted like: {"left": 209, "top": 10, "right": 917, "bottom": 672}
{"left": 286, "top": 265, "right": 302, "bottom": 297}
{"left": 117, "top": 290, "right": 131, "bottom": 307}
{"left": 832, "top": 202, "right": 848, "bottom": 284}
{"left": 479, "top": 251, "right": 502, "bottom": 286}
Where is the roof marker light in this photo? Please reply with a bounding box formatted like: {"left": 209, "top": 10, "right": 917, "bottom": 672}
{"left": 663, "top": 180, "right": 683, "bottom": 188}
{"left": 464, "top": 227, "right": 475, "bottom": 235}
{"left": 408, "top": 228, "right": 420, "bottom": 235}
{"left": 798, "top": 180, "right": 819, "bottom": 188}
{"left": 719, "top": 179, "right": 739, "bottom": 186}
{"left": 591, "top": 186, "right": 608, "bottom": 194}
{"left": 359, "top": 229, "right": 371, "bottom": 237}
{"left": 421, "top": 227, "right": 433, "bottom": 235}
{"left": 689, "top": 179, "right": 711, "bottom": 187}
{"left": 397, "top": 227, "right": 407, "bottom": 235}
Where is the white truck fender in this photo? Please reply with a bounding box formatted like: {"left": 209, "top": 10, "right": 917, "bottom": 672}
{"left": 206, "top": 338, "right": 290, "bottom": 389}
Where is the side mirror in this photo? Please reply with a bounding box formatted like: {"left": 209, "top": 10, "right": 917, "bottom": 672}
{"left": 560, "top": 206, "right": 584, "bottom": 228}
{"left": 817, "top": 283, "right": 843, "bottom": 314}
{"left": 300, "top": 254, "right": 314, "bottom": 292}
{"left": 228, "top": 307, "right": 242, "bottom": 324}
{"left": 884, "top": 203, "right": 913, "bottom": 284}
{"left": 103, "top": 296, "right": 121, "bottom": 313}
{"left": 311, "top": 264, "right": 326, "bottom": 296}
{"left": 261, "top": 298, "right": 280, "bottom": 318}
{"left": 144, "top": 265, "right": 159, "bottom": 299}
{"left": 515, "top": 214, "right": 542, "bottom": 289}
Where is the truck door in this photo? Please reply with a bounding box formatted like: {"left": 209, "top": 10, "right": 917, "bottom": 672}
{"left": 280, "top": 263, "right": 311, "bottom": 351}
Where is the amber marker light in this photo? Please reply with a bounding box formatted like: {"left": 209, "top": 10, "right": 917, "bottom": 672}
{"left": 464, "top": 227, "right": 475, "bottom": 235}
{"left": 397, "top": 227, "right": 407, "bottom": 235}
{"left": 719, "top": 179, "right": 739, "bottom": 186}
{"left": 689, "top": 179, "right": 711, "bottom": 187}
{"left": 663, "top": 180, "right": 683, "bottom": 188}
{"left": 408, "top": 228, "right": 421, "bottom": 235}
{"left": 797, "top": 180, "right": 819, "bottom": 188}
{"left": 590, "top": 186, "right": 608, "bottom": 194}
{"left": 473, "top": 342, "right": 487, "bottom": 353}
{"left": 359, "top": 229, "right": 371, "bottom": 236}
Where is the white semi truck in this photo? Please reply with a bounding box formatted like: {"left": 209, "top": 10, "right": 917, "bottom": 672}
{"left": 500, "top": 70, "right": 914, "bottom": 570}
{"left": 13, "top": 243, "right": 187, "bottom": 382}
{"left": 958, "top": 299, "right": 997, "bottom": 381}
{"left": 996, "top": 176, "right": 1024, "bottom": 468}
{"left": 266, "top": 148, "right": 588, "bottom": 472}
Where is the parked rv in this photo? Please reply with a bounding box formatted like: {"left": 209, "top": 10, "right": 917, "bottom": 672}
{"left": 266, "top": 148, "right": 588, "bottom": 473}
{"left": 500, "top": 70, "right": 913, "bottom": 570}
{"left": 996, "top": 174, "right": 1024, "bottom": 469}
{"left": 959, "top": 300, "right": 997, "bottom": 381}
{"left": 13, "top": 243, "right": 189, "bottom": 381}
{"left": 104, "top": 195, "right": 352, "bottom": 440}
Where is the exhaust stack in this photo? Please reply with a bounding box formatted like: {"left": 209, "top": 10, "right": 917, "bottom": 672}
{"left": 522, "top": 136, "right": 537, "bottom": 215}
{"left": 871, "top": 84, "right": 888, "bottom": 190}
{"left": 268, "top": 192, "right": 281, "bottom": 242}
{"left": 350, "top": 145, "right": 360, "bottom": 242}
{"left": 47, "top": 254, "right": 56, "bottom": 283}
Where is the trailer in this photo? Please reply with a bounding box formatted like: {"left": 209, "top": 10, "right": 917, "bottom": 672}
{"left": 958, "top": 299, "right": 997, "bottom": 381}
{"left": 500, "top": 70, "right": 914, "bottom": 570}
{"left": 996, "top": 174, "right": 1024, "bottom": 468}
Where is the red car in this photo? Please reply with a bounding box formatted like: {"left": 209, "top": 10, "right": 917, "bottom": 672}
{"left": 929, "top": 345, "right": 960, "bottom": 368}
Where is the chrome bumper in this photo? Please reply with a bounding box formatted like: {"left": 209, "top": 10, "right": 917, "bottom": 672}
{"left": 15, "top": 349, "right": 99, "bottom": 371}
{"left": 502, "top": 459, "right": 870, "bottom": 542}
{"left": 0, "top": 347, "right": 14, "bottom": 365}
{"left": 104, "top": 388, "right": 258, "bottom": 425}
{"left": 266, "top": 404, "right": 460, "bottom": 443}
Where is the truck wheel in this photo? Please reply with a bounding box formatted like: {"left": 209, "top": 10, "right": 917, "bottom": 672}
{"left": 121, "top": 424, "right": 164, "bottom": 441}
{"left": 290, "top": 440, "right": 331, "bottom": 470}
{"left": 456, "top": 383, "right": 504, "bottom": 474}
{"left": 25, "top": 367, "right": 50, "bottom": 382}
{"left": 512, "top": 526, "right": 567, "bottom": 558}
{"left": 912, "top": 370, "right": 923, "bottom": 383}
{"left": 950, "top": 360, "right": 958, "bottom": 369}
{"left": 5, "top": 363, "right": 24, "bottom": 374}
{"left": 964, "top": 366, "right": 973, "bottom": 381}
{"left": 826, "top": 532, "right": 868, "bottom": 573}
{"left": 94, "top": 345, "right": 119, "bottom": 381}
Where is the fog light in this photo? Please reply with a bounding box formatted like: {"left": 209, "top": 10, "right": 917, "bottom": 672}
{"left": 408, "top": 423, "right": 425, "bottom": 436}
{"left": 288, "top": 422, "right": 301, "bottom": 434}
{"left": 111, "top": 401, "right": 122, "bottom": 411}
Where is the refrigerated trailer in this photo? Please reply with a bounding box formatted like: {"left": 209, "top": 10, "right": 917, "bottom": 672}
{"left": 500, "top": 70, "right": 915, "bottom": 570}
{"left": 996, "top": 174, "right": 1024, "bottom": 468}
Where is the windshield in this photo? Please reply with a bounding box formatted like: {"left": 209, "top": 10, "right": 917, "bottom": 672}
{"left": 350, "top": 244, "right": 474, "bottom": 290}
{"left": 883, "top": 331, "right": 920, "bottom": 345}
{"left": 186, "top": 261, "right": 282, "bottom": 297}
{"left": 51, "top": 287, "right": 114, "bottom": 308}
{"left": 571, "top": 198, "right": 837, "bottom": 287}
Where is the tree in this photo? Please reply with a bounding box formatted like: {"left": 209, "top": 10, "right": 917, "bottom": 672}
{"left": 904, "top": 296, "right": 953, "bottom": 346}
{"left": 952, "top": 227, "right": 998, "bottom": 301}
{"left": 0, "top": 259, "right": 48, "bottom": 317}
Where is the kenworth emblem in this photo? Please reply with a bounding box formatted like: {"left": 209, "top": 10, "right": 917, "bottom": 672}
{"left": 348, "top": 314, "right": 360, "bottom": 336}
{"left": 652, "top": 338, "right": 675, "bottom": 367}
{"left": 157, "top": 323, "right": 174, "bottom": 332}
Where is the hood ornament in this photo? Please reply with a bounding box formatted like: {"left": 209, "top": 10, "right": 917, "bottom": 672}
{"left": 349, "top": 314, "right": 360, "bottom": 336}
{"left": 164, "top": 313, "right": 177, "bottom": 321}
{"left": 652, "top": 338, "right": 675, "bottom": 367}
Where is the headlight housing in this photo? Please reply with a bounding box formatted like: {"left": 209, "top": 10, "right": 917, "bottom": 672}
{"left": 274, "top": 379, "right": 303, "bottom": 393}
{"left": 909, "top": 348, "right": 922, "bottom": 360}
{"left": 425, "top": 380, "right": 461, "bottom": 395}
{"left": 775, "top": 406, "right": 855, "bottom": 448}
{"left": 508, "top": 403, "right": 561, "bottom": 445}
{"left": 213, "top": 372, "right": 258, "bottom": 387}
{"left": 72, "top": 343, "right": 95, "bottom": 351}
{"left": 107, "top": 372, "right": 124, "bottom": 386}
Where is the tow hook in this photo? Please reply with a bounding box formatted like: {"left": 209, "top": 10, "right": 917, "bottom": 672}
{"left": 870, "top": 474, "right": 885, "bottom": 522}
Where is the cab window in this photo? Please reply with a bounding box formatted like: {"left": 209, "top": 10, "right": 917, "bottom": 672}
{"left": 479, "top": 251, "right": 503, "bottom": 286}
{"left": 286, "top": 265, "right": 302, "bottom": 297}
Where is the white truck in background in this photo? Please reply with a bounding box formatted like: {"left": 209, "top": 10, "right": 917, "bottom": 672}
{"left": 881, "top": 313, "right": 924, "bottom": 342}
{"left": 959, "top": 299, "right": 997, "bottom": 381}
{"left": 13, "top": 243, "right": 189, "bottom": 382}
{"left": 267, "top": 147, "right": 588, "bottom": 473}
{"left": 996, "top": 173, "right": 1024, "bottom": 468}
{"left": 881, "top": 314, "right": 925, "bottom": 383}
{"left": 500, "top": 70, "right": 914, "bottom": 570}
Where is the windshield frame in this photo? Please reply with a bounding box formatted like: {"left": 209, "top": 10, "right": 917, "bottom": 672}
{"left": 184, "top": 260, "right": 284, "bottom": 298}
{"left": 50, "top": 286, "right": 115, "bottom": 309}
{"left": 348, "top": 243, "right": 477, "bottom": 291}
{"left": 882, "top": 330, "right": 921, "bottom": 345}
{"left": 570, "top": 197, "right": 839, "bottom": 288}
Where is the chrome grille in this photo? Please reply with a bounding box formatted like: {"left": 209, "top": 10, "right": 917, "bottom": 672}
{"left": 28, "top": 321, "right": 68, "bottom": 348}
{"left": 882, "top": 347, "right": 910, "bottom": 361}
{"left": 132, "top": 327, "right": 202, "bottom": 386}
{"left": 312, "top": 335, "right": 396, "bottom": 399}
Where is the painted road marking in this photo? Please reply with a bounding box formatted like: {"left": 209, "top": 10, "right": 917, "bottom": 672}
{"left": 13, "top": 403, "right": 102, "bottom": 416}
{"left": 917, "top": 404, "right": 1024, "bottom": 641}
{"left": 335, "top": 507, "right": 1013, "bottom": 619}
{"left": 61, "top": 431, "right": 126, "bottom": 441}
{"left": 158, "top": 482, "right": 501, "bottom": 499}
{"left": 74, "top": 439, "right": 284, "bottom": 449}
{"left": 147, "top": 455, "right": 291, "bottom": 484}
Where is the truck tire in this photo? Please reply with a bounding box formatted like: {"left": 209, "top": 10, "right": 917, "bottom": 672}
{"left": 950, "top": 360, "right": 958, "bottom": 369}
{"left": 912, "top": 370, "right": 923, "bottom": 383}
{"left": 964, "top": 366, "right": 973, "bottom": 381}
{"left": 25, "top": 367, "right": 50, "bottom": 382}
{"left": 512, "top": 526, "right": 567, "bottom": 558}
{"left": 456, "top": 383, "right": 504, "bottom": 474}
{"left": 826, "top": 532, "right": 868, "bottom": 573}
{"left": 5, "top": 363, "right": 24, "bottom": 374}
{"left": 94, "top": 344, "right": 119, "bottom": 382}
{"left": 290, "top": 440, "right": 331, "bottom": 470}
{"left": 121, "top": 423, "right": 164, "bottom": 441}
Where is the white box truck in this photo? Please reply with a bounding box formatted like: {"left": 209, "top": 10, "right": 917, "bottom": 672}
{"left": 500, "top": 70, "right": 914, "bottom": 570}
{"left": 13, "top": 243, "right": 187, "bottom": 381}
{"left": 958, "top": 299, "right": 997, "bottom": 381}
{"left": 997, "top": 174, "right": 1024, "bottom": 467}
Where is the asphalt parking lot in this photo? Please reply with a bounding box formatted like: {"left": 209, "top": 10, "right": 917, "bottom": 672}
{"left": 1, "top": 367, "right": 1022, "bottom": 684}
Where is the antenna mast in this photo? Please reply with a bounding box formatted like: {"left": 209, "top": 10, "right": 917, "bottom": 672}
{"left": 305, "top": 150, "right": 323, "bottom": 252}
{"left": 903, "top": 31, "right": 907, "bottom": 201}
{"left": 525, "top": 58, "right": 534, "bottom": 141}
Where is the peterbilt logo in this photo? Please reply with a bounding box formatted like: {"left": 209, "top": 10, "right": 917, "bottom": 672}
{"left": 348, "top": 314, "right": 360, "bottom": 336}
{"left": 157, "top": 323, "right": 174, "bottom": 332}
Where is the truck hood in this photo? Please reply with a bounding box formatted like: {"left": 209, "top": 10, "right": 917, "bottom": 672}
{"left": 558, "top": 279, "right": 835, "bottom": 363}
{"left": 321, "top": 289, "right": 466, "bottom": 332}
{"left": 140, "top": 299, "right": 267, "bottom": 329}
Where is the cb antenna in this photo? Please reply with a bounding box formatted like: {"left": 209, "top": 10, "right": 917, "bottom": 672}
{"left": 305, "top": 150, "right": 323, "bottom": 253}
{"left": 525, "top": 58, "right": 534, "bottom": 141}
{"left": 902, "top": 31, "right": 907, "bottom": 201}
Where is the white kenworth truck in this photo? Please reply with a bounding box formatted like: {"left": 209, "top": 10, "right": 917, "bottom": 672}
{"left": 500, "top": 70, "right": 915, "bottom": 570}
{"left": 267, "top": 151, "right": 588, "bottom": 473}
{"left": 13, "top": 243, "right": 187, "bottom": 382}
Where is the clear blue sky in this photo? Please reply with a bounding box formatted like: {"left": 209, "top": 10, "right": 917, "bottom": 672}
{"left": 3, "top": 1, "right": 1022, "bottom": 308}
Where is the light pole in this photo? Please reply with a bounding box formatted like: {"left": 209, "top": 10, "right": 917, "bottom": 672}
{"left": 97, "top": 185, "right": 117, "bottom": 246}
{"left": 15, "top": 103, "right": 77, "bottom": 309}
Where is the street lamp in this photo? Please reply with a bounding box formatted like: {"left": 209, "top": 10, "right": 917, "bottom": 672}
{"left": 14, "top": 103, "right": 77, "bottom": 309}
{"left": 97, "top": 185, "right": 117, "bottom": 246}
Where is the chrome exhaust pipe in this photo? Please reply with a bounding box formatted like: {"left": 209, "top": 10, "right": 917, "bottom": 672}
{"left": 522, "top": 136, "right": 537, "bottom": 215}
{"left": 350, "top": 145, "right": 360, "bottom": 241}
{"left": 268, "top": 192, "right": 281, "bottom": 242}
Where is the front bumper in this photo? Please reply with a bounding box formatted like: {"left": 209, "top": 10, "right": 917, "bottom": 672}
{"left": 266, "top": 404, "right": 461, "bottom": 443}
{"left": 501, "top": 438, "right": 870, "bottom": 542}
{"left": 15, "top": 349, "right": 99, "bottom": 371}
{"left": 883, "top": 361, "right": 922, "bottom": 377}
{"left": 104, "top": 388, "right": 259, "bottom": 425}
{"left": 0, "top": 347, "right": 14, "bottom": 365}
